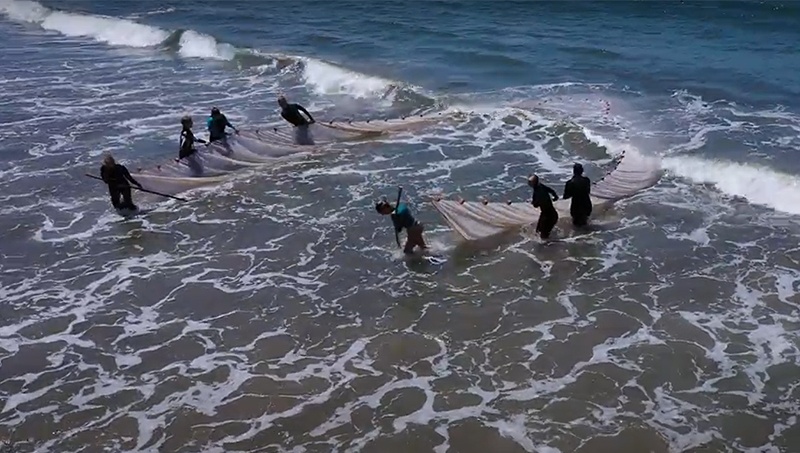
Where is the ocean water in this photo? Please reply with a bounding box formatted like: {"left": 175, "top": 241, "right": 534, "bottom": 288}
{"left": 2, "top": 0, "right": 800, "bottom": 451}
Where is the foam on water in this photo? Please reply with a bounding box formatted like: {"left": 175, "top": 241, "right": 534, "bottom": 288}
{"left": 0, "top": 0, "right": 428, "bottom": 104}
{"left": 663, "top": 155, "right": 800, "bottom": 216}
{"left": 0, "top": 0, "right": 170, "bottom": 47}
{"left": 300, "top": 57, "right": 405, "bottom": 100}
{"left": 4, "top": 3, "right": 800, "bottom": 451}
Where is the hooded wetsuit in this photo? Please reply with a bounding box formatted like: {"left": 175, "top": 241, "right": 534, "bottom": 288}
{"left": 563, "top": 174, "right": 592, "bottom": 226}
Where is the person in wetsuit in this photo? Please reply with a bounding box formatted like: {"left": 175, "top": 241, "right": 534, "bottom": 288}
{"left": 178, "top": 115, "right": 207, "bottom": 176}
{"left": 278, "top": 96, "right": 316, "bottom": 145}
{"left": 206, "top": 107, "right": 238, "bottom": 143}
{"left": 376, "top": 198, "right": 428, "bottom": 254}
{"left": 100, "top": 154, "right": 142, "bottom": 211}
{"left": 528, "top": 174, "right": 559, "bottom": 239}
{"left": 563, "top": 162, "right": 592, "bottom": 227}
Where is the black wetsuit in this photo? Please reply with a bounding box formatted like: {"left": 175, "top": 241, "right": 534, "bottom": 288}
{"left": 100, "top": 163, "right": 140, "bottom": 210}
{"left": 563, "top": 175, "right": 592, "bottom": 226}
{"left": 208, "top": 114, "right": 235, "bottom": 142}
{"left": 532, "top": 183, "right": 559, "bottom": 239}
{"left": 280, "top": 103, "right": 314, "bottom": 127}
{"left": 179, "top": 128, "right": 201, "bottom": 159}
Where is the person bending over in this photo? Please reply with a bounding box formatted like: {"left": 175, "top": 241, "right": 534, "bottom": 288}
{"left": 375, "top": 198, "right": 428, "bottom": 254}
{"left": 278, "top": 95, "right": 315, "bottom": 145}
{"left": 528, "top": 174, "right": 559, "bottom": 239}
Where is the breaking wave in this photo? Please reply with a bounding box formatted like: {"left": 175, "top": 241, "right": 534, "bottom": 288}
{"left": 0, "top": 0, "right": 429, "bottom": 102}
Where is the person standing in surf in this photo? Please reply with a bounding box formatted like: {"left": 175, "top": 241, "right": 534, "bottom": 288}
{"left": 277, "top": 95, "right": 316, "bottom": 145}
{"left": 375, "top": 192, "right": 428, "bottom": 254}
{"left": 528, "top": 174, "right": 559, "bottom": 239}
{"left": 206, "top": 107, "right": 238, "bottom": 143}
{"left": 100, "top": 154, "right": 142, "bottom": 211}
{"left": 178, "top": 115, "right": 207, "bottom": 176}
{"left": 563, "top": 162, "right": 592, "bottom": 227}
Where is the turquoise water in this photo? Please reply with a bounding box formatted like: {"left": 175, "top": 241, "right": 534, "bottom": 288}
{"left": 2, "top": 1, "right": 800, "bottom": 452}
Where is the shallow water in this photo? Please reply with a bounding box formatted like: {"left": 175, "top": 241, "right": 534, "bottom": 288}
{"left": 2, "top": 1, "right": 800, "bottom": 452}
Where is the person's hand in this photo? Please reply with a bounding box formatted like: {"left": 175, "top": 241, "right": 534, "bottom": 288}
{"left": 234, "top": 129, "right": 240, "bottom": 134}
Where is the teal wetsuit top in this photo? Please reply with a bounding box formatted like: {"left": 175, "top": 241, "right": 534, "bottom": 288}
{"left": 391, "top": 203, "right": 418, "bottom": 232}
{"left": 207, "top": 114, "right": 235, "bottom": 142}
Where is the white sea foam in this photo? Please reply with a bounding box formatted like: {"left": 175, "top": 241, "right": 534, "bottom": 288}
{"left": 300, "top": 57, "right": 404, "bottom": 99}
{"left": 663, "top": 155, "right": 800, "bottom": 216}
{"left": 0, "top": 0, "right": 234, "bottom": 60}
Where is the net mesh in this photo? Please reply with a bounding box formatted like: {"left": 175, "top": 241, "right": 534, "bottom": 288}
{"left": 431, "top": 151, "right": 662, "bottom": 241}
{"left": 121, "top": 112, "right": 455, "bottom": 196}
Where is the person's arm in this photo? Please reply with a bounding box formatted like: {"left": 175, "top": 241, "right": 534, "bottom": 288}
{"left": 297, "top": 105, "right": 315, "bottom": 123}
{"left": 100, "top": 167, "right": 110, "bottom": 184}
{"left": 179, "top": 131, "right": 186, "bottom": 153}
{"left": 226, "top": 117, "right": 238, "bottom": 133}
{"left": 122, "top": 166, "right": 142, "bottom": 188}
{"left": 546, "top": 184, "right": 559, "bottom": 201}
{"left": 563, "top": 180, "right": 573, "bottom": 200}
{"left": 192, "top": 130, "right": 207, "bottom": 144}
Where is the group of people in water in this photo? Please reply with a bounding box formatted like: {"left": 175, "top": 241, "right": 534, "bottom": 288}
{"left": 376, "top": 162, "right": 594, "bottom": 254}
{"left": 99, "top": 96, "right": 593, "bottom": 250}
{"left": 99, "top": 96, "right": 315, "bottom": 212}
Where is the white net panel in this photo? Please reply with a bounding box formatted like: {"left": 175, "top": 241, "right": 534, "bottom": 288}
{"left": 591, "top": 150, "right": 662, "bottom": 201}
{"left": 431, "top": 150, "right": 662, "bottom": 241}
{"left": 108, "top": 112, "right": 455, "bottom": 197}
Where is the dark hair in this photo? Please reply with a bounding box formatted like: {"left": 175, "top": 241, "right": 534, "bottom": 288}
{"left": 375, "top": 201, "right": 392, "bottom": 213}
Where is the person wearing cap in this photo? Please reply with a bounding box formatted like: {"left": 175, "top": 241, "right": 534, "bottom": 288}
{"left": 528, "top": 174, "right": 559, "bottom": 239}
{"left": 562, "top": 162, "right": 592, "bottom": 227}
{"left": 206, "top": 107, "right": 238, "bottom": 143}
{"left": 277, "top": 95, "right": 316, "bottom": 145}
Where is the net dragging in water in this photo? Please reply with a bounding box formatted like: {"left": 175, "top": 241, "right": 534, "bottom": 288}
{"left": 431, "top": 150, "right": 663, "bottom": 242}
{"left": 121, "top": 112, "right": 457, "bottom": 197}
